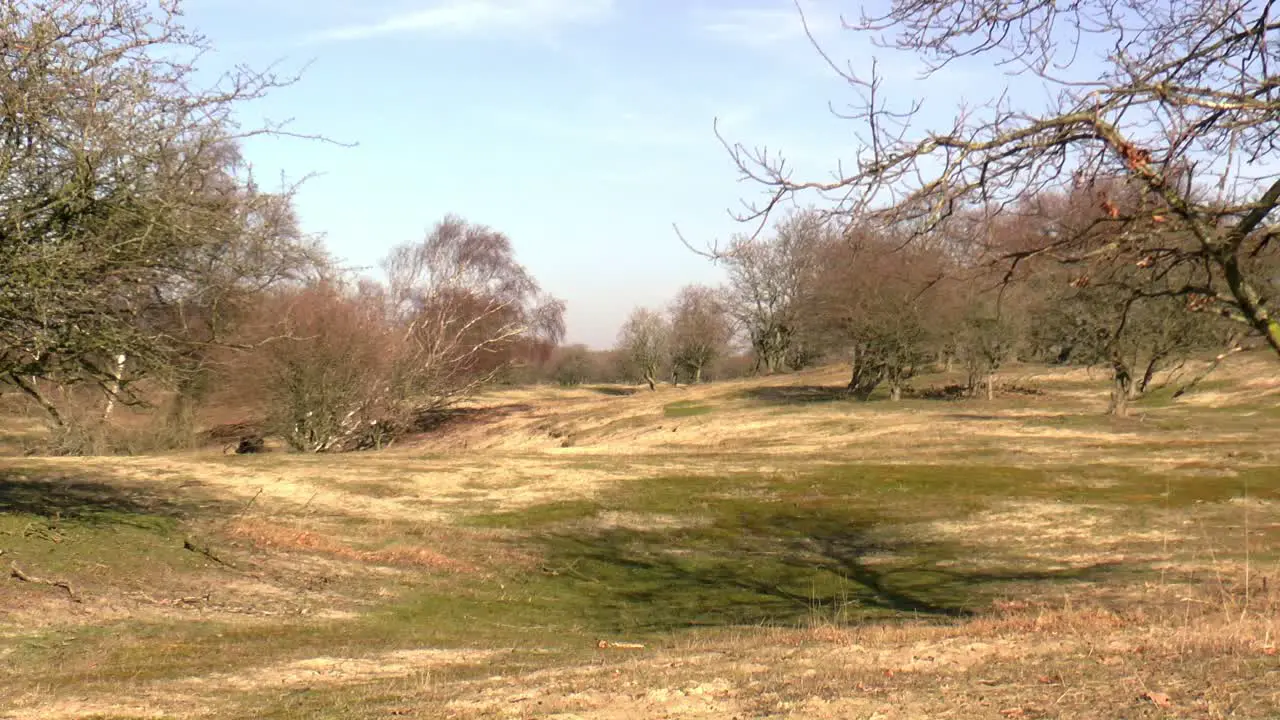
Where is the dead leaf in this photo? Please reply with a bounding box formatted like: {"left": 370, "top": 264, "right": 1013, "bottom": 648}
{"left": 1142, "top": 691, "right": 1174, "bottom": 708}
{"left": 999, "top": 709, "right": 1026, "bottom": 717}
{"left": 1037, "top": 675, "right": 1060, "bottom": 685}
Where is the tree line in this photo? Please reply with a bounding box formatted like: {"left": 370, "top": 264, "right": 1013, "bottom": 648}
{"left": 713, "top": 0, "right": 1279, "bottom": 385}
{"left": 3, "top": 0, "right": 1276, "bottom": 453}
{"left": 616, "top": 195, "right": 1247, "bottom": 416}
{"left": 615, "top": 0, "right": 1280, "bottom": 416}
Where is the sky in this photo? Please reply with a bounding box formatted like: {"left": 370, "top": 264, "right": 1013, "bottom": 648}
{"left": 180, "top": 0, "right": 1010, "bottom": 348}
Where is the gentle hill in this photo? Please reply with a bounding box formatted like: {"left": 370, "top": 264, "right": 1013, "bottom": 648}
{"left": 1, "top": 354, "right": 1278, "bottom": 719}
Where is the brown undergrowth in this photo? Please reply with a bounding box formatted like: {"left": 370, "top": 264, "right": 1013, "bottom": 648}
{"left": 226, "top": 519, "right": 477, "bottom": 574}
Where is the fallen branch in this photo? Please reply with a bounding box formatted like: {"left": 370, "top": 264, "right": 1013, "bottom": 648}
{"left": 9, "top": 563, "right": 80, "bottom": 602}
{"left": 183, "top": 538, "right": 236, "bottom": 568}
{"left": 22, "top": 521, "right": 63, "bottom": 543}
{"left": 1172, "top": 344, "right": 1244, "bottom": 399}
{"left": 596, "top": 639, "right": 646, "bottom": 650}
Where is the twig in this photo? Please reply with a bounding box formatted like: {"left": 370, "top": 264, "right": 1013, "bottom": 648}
{"left": 300, "top": 491, "right": 319, "bottom": 513}
{"left": 183, "top": 538, "right": 236, "bottom": 568}
{"left": 1171, "top": 344, "right": 1243, "bottom": 398}
{"left": 229, "top": 487, "right": 264, "bottom": 524}
{"left": 9, "top": 563, "right": 80, "bottom": 602}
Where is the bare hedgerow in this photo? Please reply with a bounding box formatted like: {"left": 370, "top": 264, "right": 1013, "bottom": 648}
{"left": 242, "top": 281, "right": 397, "bottom": 452}
{"left": 236, "top": 216, "right": 565, "bottom": 452}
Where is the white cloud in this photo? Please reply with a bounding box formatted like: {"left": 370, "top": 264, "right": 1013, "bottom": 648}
{"left": 700, "top": 3, "right": 839, "bottom": 51}
{"left": 310, "top": 0, "right": 613, "bottom": 42}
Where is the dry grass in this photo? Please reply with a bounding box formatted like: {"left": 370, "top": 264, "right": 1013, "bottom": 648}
{"left": 226, "top": 519, "right": 476, "bottom": 573}
{"left": 1, "top": 352, "right": 1279, "bottom": 718}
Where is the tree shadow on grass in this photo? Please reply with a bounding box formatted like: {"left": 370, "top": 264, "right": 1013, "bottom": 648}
{"left": 742, "top": 384, "right": 999, "bottom": 406}
{"left": 411, "top": 403, "right": 535, "bottom": 434}
{"left": 588, "top": 386, "right": 638, "bottom": 397}
{"left": 534, "top": 505, "right": 1121, "bottom": 634}
{"left": 737, "top": 385, "right": 855, "bottom": 405}
{"left": 0, "top": 468, "right": 227, "bottom": 526}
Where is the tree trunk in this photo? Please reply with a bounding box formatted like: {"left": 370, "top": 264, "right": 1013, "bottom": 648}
{"left": 10, "top": 374, "right": 64, "bottom": 427}
{"left": 986, "top": 372, "right": 995, "bottom": 401}
{"left": 1220, "top": 242, "right": 1280, "bottom": 358}
{"left": 848, "top": 360, "right": 882, "bottom": 401}
{"left": 693, "top": 365, "right": 703, "bottom": 383}
{"left": 102, "top": 352, "right": 127, "bottom": 421}
{"left": 1109, "top": 363, "right": 1132, "bottom": 416}
{"left": 889, "top": 383, "right": 902, "bottom": 401}
{"left": 1137, "top": 357, "right": 1160, "bottom": 396}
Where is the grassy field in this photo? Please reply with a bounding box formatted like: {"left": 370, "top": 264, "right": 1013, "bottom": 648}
{"left": 1, "top": 356, "right": 1279, "bottom": 719}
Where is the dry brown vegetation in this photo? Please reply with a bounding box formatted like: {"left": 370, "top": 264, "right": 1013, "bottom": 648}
{"left": 3, "top": 2, "right": 1278, "bottom": 716}
{"left": 1, "top": 352, "right": 1278, "bottom": 719}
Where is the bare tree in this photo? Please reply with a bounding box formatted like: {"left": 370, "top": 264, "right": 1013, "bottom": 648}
{"left": 950, "top": 288, "right": 1024, "bottom": 400}
{"left": 0, "top": 0, "right": 328, "bottom": 431}
{"left": 617, "top": 308, "right": 670, "bottom": 391}
{"left": 805, "top": 228, "right": 949, "bottom": 400}
{"left": 720, "top": 209, "right": 829, "bottom": 373}
{"left": 724, "top": 0, "right": 1280, "bottom": 356}
{"left": 385, "top": 215, "right": 566, "bottom": 413}
{"left": 999, "top": 183, "right": 1231, "bottom": 414}
{"left": 247, "top": 280, "right": 398, "bottom": 452}
{"left": 1043, "top": 275, "right": 1226, "bottom": 416}
{"left": 550, "top": 344, "right": 593, "bottom": 387}
{"left": 238, "top": 216, "right": 564, "bottom": 452}
{"left": 669, "top": 285, "right": 733, "bottom": 383}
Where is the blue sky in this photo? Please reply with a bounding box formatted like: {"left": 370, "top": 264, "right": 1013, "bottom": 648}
{"left": 182, "top": 0, "right": 997, "bottom": 347}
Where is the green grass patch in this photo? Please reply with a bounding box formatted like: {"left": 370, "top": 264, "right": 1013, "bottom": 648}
{"left": 466, "top": 498, "right": 599, "bottom": 528}
{"left": 332, "top": 478, "right": 414, "bottom": 498}
{"left": 453, "top": 462, "right": 1280, "bottom": 640}
{"left": 0, "top": 469, "right": 225, "bottom": 586}
{"left": 663, "top": 401, "right": 713, "bottom": 418}
{"left": 456, "top": 465, "right": 1159, "bottom": 638}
